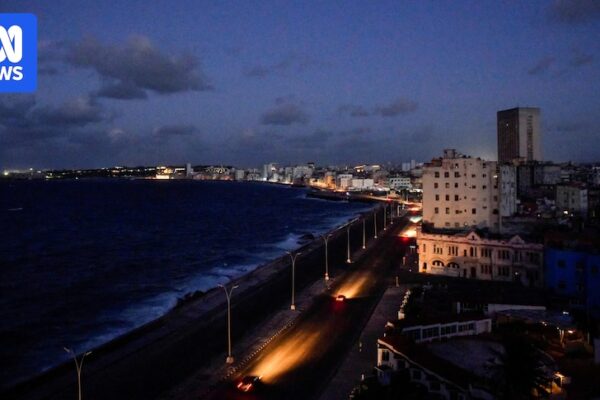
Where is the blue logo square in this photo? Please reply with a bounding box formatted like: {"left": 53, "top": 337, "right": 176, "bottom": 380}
{"left": 0, "top": 13, "right": 37, "bottom": 93}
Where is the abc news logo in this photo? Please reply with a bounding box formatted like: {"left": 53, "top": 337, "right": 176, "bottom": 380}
{"left": 0, "top": 14, "right": 36, "bottom": 92}
{"left": 0, "top": 25, "right": 24, "bottom": 80}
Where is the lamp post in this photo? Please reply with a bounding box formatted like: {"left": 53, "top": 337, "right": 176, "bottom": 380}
{"left": 288, "top": 251, "right": 302, "bottom": 310}
{"left": 383, "top": 204, "right": 387, "bottom": 230}
{"left": 374, "top": 211, "right": 378, "bottom": 239}
{"left": 63, "top": 347, "right": 92, "bottom": 400}
{"left": 362, "top": 218, "right": 366, "bottom": 249}
{"left": 219, "top": 284, "right": 239, "bottom": 364}
{"left": 321, "top": 234, "right": 331, "bottom": 281}
{"left": 346, "top": 225, "right": 352, "bottom": 264}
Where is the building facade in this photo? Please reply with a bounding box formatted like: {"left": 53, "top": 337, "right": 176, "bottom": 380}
{"left": 556, "top": 184, "right": 588, "bottom": 216}
{"left": 388, "top": 176, "right": 412, "bottom": 190}
{"left": 499, "top": 164, "right": 517, "bottom": 218}
{"left": 544, "top": 247, "right": 600, "bottom": 316}
{"left": 497, "top": 107, "right": 542, "bottom": 163}
{"left": 422, "top": 149, "right": 500, "bottom": 231}
{"left": 417, "top": 228, "right": 544, "bottom": 287}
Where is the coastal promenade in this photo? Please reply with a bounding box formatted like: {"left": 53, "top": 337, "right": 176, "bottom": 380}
{"left": 199, "top": 211, "right": 409, "bottom": 399}
{"left": 3, "top": 204, "right": 403, "bottom": 400}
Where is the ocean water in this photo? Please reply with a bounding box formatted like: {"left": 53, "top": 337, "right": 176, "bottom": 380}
{"left": 0, "top": 179, "right": 372, "bottom": 388}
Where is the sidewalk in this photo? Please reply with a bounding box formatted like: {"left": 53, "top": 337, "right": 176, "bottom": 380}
{"left": 319, "top": 285, "right": 409, "bottom": 400}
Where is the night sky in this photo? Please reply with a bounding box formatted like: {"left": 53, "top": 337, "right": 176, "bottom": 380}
{"left": 1, "top": 1, "right": 599, "bottom": 169}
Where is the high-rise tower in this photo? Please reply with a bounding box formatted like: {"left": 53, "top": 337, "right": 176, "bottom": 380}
{"left": 497, "top": 107, "right": 541, "bottom": 163}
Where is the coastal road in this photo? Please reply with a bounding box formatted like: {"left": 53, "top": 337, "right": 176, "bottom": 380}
{"left": 203, "top": 215, "right": 409, "bottom": 400}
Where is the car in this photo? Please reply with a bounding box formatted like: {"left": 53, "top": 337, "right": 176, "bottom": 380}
{"left": 335, "top": 294, "right": 346, "bottom": 302}
{"left": 236, "top": 375, "right": 261, "bottom": 392}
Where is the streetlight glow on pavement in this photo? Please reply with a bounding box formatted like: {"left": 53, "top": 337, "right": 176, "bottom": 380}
{"left": 249, "top": 329, "right": 322, "bottom": 383}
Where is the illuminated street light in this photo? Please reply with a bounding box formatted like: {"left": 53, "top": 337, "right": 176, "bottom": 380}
{"left": 63, "top": 347, "right": 92, "bottom": 400}
{"left": 346, "top": 225, "right": 352, "bottom": 263}
{"left": 362, "top": 218, "right": 366, "bottom": 249}
{"left": 219, "top": 283, "right": 239, "bottom": 364}
{"left": 321, "top": 234, "right": 332, "bottom": 281}
{"left": 373, "top": 211, "right": 378, "bottom": 239}
{"left": 288, "top": 251, "right": 302, "bottom": 310}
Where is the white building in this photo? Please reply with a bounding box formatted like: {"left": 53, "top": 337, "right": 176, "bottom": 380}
{"left": 292, "top": 165, "right": 313, "bottom": 179}
{"left": 417, "top": 228, "right": 544, "bottom": 287}
{"left": 336, "top": 173, "right": 353, "bottom": 190}
{"left": 234, "top": 169, "right": 246, "bottom": 181}
{"left": 388, "top": 176, "right": 412, "bottom": 190}
{"left": 422, "top": 149, "right": 500, "bottom": 232}
{"left": 351, "top": 178, "right": 374, "bottom": 190}
{"left": 262, "top": 163, "right": 277, "bottom": 181}
{"left": 556, "top": 184, "right": 588, "bottom": 215}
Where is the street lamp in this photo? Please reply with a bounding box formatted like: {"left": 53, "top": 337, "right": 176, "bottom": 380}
{"left": 362, "top": 218, "right": 366, "bottom": 249}
{"left": 346, "top": 225, "right": 352, "bottom": 263}
{"left": 373, "top": 211, "right": 378, "bottom": 239}
{"left": 219, "top": 284, "right": 239, "bottom": 364}
{"left": 288, "top": 251, "right": 302, "bottom": 310}
{"left": 383, "top": 204, "right": 387, "bottom": 230}
{"left": 63, "top": 347, "right": 92, "bottom": 400}
{"left": 321, "top": 234, "right": 331, "bottom": 281}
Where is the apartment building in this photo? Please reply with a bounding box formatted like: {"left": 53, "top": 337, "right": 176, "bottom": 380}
{"left": 417, "top": 228, "right": 544, "bottom": 287}
{"left": 422, "top": 149, "right": 500, "bottom": 232}
{"left": 556, "top": 183, "right": 588, "bottom": 216}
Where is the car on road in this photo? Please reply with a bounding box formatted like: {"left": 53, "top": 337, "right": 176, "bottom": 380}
{"left": 236, "top": 375, "right": 261, "bottom": 392}
{"left": 335, "top": 294, "right": 346, "bottom": 302}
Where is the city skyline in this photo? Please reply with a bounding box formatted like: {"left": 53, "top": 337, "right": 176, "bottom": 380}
{"left": 1, "top": 1, "right": 599, "bottom": 169}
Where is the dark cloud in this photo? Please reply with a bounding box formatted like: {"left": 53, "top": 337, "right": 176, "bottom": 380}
{"left": 548, "top": 0, "right": 600, "bottom": 24}
{"left": 373, "top": 98, "right": 418, "bottom": 117}
{"left": 570, "top": 50, "right": 594, "bottom": 67}
{"left": 0, "top": 95, "right": 111, "bottom": 151}
{"left": 154, "top": 124, "right": 199, "bottom": 137}
{"left": 0, "top": 95, "right": 36, "bottom": 126}
{"left": 66, "top": 36, "right": 212, "bottom": 98}
{"left": 260, "top": 102, "right": 309, "bottom": 126}
{"left": 287, "top": 129, "right": 334, "bottom": 148}
{"left": 527, "top": 56, "right": 556, "bottom": 75}
{"left": 37, "top": 40, "right": 67, "bottom": 76}
{"left": 95, "top": 81, "right": 148, "bottom": 100}
{"left": 1, "top": 95, "right": 107, "bottom": 131}
{"left": 33, "top": 97, "right": 107, "bottom": 127}
{"left": 337, "top": 104, "right": 370, "bottom": 117}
